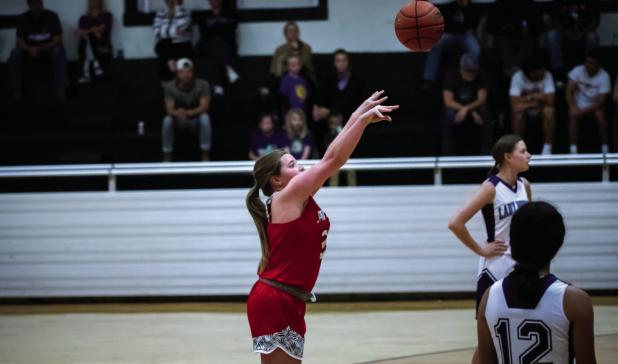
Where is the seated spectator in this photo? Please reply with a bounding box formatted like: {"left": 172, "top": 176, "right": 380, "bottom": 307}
{"left": 441, "top": 53, "right": 493, "bottom": 155}
{"left": 279, "top": 55, "right": 311, "bottom": 118}
{"left": 248, "top": 113, "right": 288, "bottom": 161}
{"left": 509, "top": 53, "right": 556, "bottom": 155}
{"left": 77, "top": 0, "right": 113, "bottom": 83}
{"left": 565, "top": 49, "right": 610, "bottom": 154}
{"left": 323, "top": 111, "right": 357, "bottom": 186}
{"left": 422, "top": 0, "right": 482, "bottom": 87}
{"left": 487, "top": 0, "right": 544, "bottom": 77}
{"left": 153, "top": 0, "right": 193, "bottom": 81}
{"left": 270, "top": 21, "right": 316, "bottom": 84}
{"left": 313, "top": 49, "right": 366, "bottom": 123}
{"left": 8, "top": 0, "right": 68, "bottom": 101}
{"left": 197, "top": 0, "right": 240, "bottom": 86}
{"left": 162, "top": 58, "right": 212, "bottom": 162}
{"left": 284, "top": 108, "right": 314, "bottom": 160}
{"left": 546, "top": 0, "right": 600, "bottom": 87}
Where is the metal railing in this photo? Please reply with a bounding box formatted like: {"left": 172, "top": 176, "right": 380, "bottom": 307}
{"left": 0, "top": 154, "right": 616, "bottom": 191}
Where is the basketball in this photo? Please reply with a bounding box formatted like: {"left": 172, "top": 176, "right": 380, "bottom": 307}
{"left": 394, "top": 1, "right": 444, "bottom": 52}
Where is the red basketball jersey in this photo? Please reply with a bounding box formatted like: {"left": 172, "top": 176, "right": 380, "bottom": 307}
{"left": 260, "top": 196, "right": 330, "bottom": 292}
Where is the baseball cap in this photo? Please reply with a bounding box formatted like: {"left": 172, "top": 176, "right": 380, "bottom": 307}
{"left": 176, "top": 58, "right": 194, "bottom": 70}
{"left": 460, "top": 53, "right": 479, "bottom": 72}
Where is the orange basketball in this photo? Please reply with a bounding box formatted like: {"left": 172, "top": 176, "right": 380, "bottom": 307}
{"left": 394, "top": 1, "right": 444, "bottom": 52}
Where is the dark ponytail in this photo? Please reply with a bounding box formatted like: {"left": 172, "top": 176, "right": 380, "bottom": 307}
{"left": 246, "top": 149, "right": 287, "bottom": 273}
{"left": 509, "top": 201, "right": 565, "bottom": 308}
{"left": 488, "top": 134, "right": 522, "bottom": 177}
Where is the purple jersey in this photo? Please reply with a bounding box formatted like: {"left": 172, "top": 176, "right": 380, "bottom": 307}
{"left": 279, "top": 73, "right": 310, "bottom": 113}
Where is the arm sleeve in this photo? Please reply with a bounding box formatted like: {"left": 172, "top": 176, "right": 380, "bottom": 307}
{"left": 543, "top": 72, "right": 556, "bottom": 94}
{"left": 170, "top": 7, "right": 191, "bottom": 37}
{"left": 600, "top": 72, "right": 611, "bottom": 94}
{"left": 51, "top": 12, "right": 62, "bottom": 36}
{"left": 509, "top": 73, "right": 521, "bottom": 96}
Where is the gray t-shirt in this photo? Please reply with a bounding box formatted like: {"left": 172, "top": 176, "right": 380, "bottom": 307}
{"left": 164, "top": 79, "right": 210, "bottom": 109}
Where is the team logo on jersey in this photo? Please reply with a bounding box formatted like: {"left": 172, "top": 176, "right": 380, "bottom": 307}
{"left": 498, "top": 200, "right": 528, "bottom": 220}
{"left": 317, "top": 210, "right": 327, "bottom": 223}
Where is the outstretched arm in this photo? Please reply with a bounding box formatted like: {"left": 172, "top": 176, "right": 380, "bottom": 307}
{"left": 280, "top": 92, "right": 398, "bottom": 201}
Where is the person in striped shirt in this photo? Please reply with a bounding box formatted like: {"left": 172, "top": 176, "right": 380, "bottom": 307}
{"left": 153, "top": 0, "right": 194, "bottom": 80}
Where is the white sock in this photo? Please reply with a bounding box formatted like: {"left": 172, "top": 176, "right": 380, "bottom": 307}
{"left": 570, "top": 144, "right": 578, "bottom": 154}
{"left": 601, "top": 144, "right": 609, "bottom": 154}
{"left": 542, "top": 143, "right": 552, "bottom": 155}
{"left": 226, "top": 66, "right": 239, "bottom": 83}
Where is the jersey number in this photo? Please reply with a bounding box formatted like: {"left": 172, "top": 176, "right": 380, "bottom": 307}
{"left": 494, "top": 318, "right": 552, "bottom": 364}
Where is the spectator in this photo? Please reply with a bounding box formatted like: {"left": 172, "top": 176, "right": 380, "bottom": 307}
{"left": 77, "top": 0, "right": 113, "bottom": 83}
{"left": 441, "top": 53, "right": 493, "bottom": 155}
{"left": 248, "top": 113, "right": 288, "bottom": 161}
{"left": 8, "top": 0, "right": 68, "bottom": 101}
{"left": 313, "top": 49, "right": 366, "bottom": 123}
{"left": 162, "top": 58, "right": 212, "bottom": 162}
{"left": 270, "top": 21, "right": 316, "bottom": 84}
{"left": 422, "top": 0, "right": 482, "bottom": 87}
{"left": 509, "top": 53, "right": 556, "bottom": 155}
{"left": 565, "top": 49, "right": 610, "bottom": 154}
{"left": 487, "top": 0, "right": 544, "bottom": 77}
{"left": 323, "top": 111, "right": 357, "bottom": 186}
{"left": 197, "top": 0, "right": 240, "bottom": 86}
{"left": 284, "top": 108, "right": 313, "bottom": 160}
{"left": 546, "top": 0, "right": 600, "bottom": 87}
{"left": 153, "top": 0, "right": 193, "bottom": 81}
{"left": 279, "top": 55, "right": 311, "bottom": 117}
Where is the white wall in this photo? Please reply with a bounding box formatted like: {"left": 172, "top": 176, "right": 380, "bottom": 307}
{"left": 1, "top": 0, "right": 618, "bottom": 61}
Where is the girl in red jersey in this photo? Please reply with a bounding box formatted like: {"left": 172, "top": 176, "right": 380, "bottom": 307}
{"left": 246, "top": 91, "right": 398, "bottom": 363}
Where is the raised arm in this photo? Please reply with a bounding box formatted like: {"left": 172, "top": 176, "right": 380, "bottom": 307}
{"left": 279, "top": 91, "right": 398, "bottom": 201}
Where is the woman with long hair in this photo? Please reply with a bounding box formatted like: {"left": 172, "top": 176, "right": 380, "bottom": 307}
{"left": 477, "top": 201, "right": 597, "bottom": 363}
{"left": 246, "top": 91, "right": 398, "bottom": 363}
{"left": 448, "top": 134, "right": 532, "bottom": 363}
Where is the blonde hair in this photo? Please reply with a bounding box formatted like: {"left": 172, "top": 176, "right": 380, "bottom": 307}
{"left": 246, "top": 149, "right": 287, "bottom": 273}
{"left": 284, "top": 108, "right": 308, "bottom": 140}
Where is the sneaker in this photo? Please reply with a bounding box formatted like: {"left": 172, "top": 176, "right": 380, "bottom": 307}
{"left": 213, "top": 85, "right": 225, "bottom": 96}
{"left": 226, "top": 66, "right": 239, "bottom": 83}
{"left": 78, "top": 74, "right": 91, "bottom": 84}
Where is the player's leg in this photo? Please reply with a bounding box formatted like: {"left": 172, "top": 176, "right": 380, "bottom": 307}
{"left": 261, "top": 348, "right": 301, "bottom": 364}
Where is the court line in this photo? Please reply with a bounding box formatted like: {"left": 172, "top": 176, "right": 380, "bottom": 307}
{"left": 354, "top": 333, "right": 618, "bottom": 364}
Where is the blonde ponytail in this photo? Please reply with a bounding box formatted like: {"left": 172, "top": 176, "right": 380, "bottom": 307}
{"left": 246, "top": 149, "right": 287, "bottom": 273}
{"left": 246, "top": 184, "right": 269, "bottom": 273}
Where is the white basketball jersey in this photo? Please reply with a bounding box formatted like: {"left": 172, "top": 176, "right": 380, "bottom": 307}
{"left": 485, "top": 275, "right": 571, "bottom": 364}
{"left": 478, "top": 176, "right": 529, "bottom": 279}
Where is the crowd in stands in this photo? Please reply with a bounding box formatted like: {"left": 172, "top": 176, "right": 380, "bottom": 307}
{"left": 4, "top": 0, "right": 618, "bottom": 173}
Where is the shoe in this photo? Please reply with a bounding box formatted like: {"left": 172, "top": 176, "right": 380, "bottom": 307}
{"left": 213, "top": 85, "right": 225, "bottom": 96}
{"left": 226, "top": 66, "right": 239, "bottom": 83}
{"left": 78, "top": 75, "right": 91, "bottom": 84}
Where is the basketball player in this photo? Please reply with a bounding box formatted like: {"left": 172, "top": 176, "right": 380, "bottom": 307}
{"left": 478, "top": 201, "right": 597, "bottom": 363}
{"left": 449, "top": 134, "right": 531, "bottom": 363}
{"left": 246, "top": 91, "right": 398, "bottom": 363}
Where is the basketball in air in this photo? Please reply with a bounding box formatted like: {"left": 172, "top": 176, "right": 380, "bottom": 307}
{"left": 394, "top": 1, "right": 444, "bottom": 52}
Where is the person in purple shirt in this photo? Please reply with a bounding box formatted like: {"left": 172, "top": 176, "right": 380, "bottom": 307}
{"left": 279, "top": 55, "right": 311, "bottom": 118}
{"left": 77, "top": 0, "right": 113, "bottom": 83}
{"left": 284, "top": 109, "right": 314, "bottom": 160}
{"left": 248, "top": 113, "right": 288, "bottom": 160}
